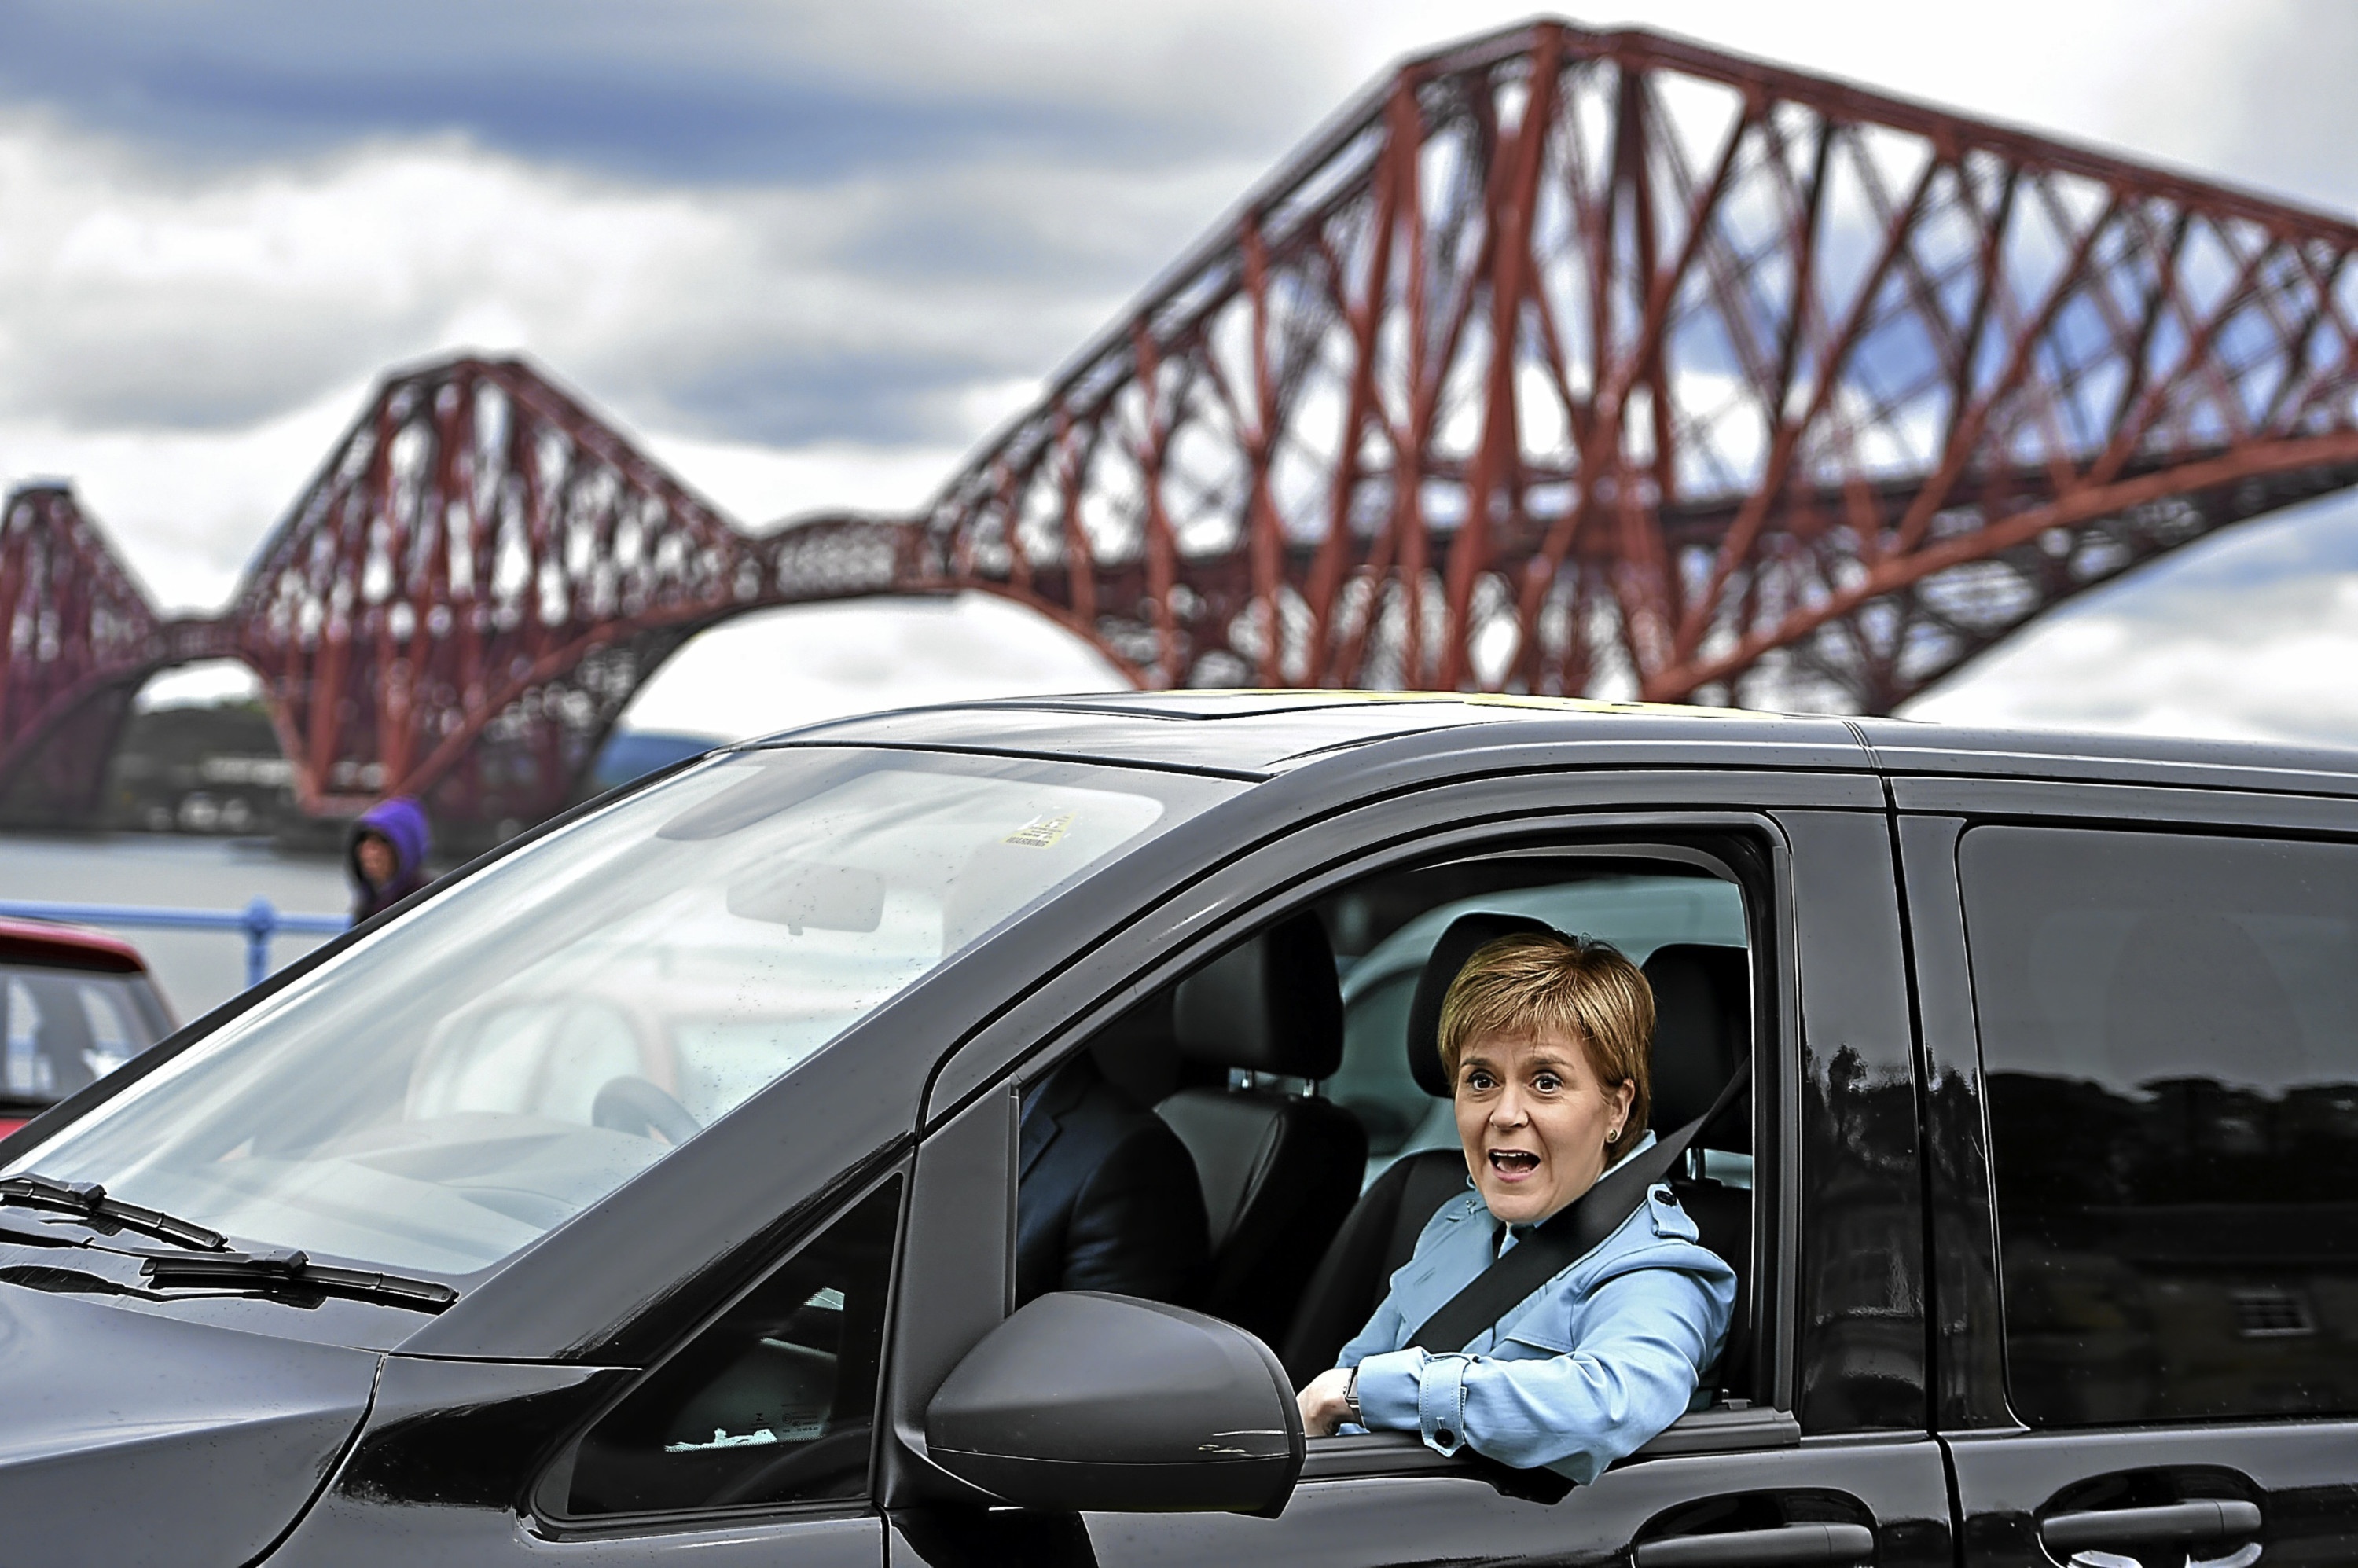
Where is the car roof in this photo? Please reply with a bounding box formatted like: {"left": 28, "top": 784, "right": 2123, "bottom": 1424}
{"left": 0, "top": 917, "right": 148, "bottom": 975}
{"left": 762, "top": 690, "right": 1861, "bottom": 776}
{"left": 756, "top": 689, "right": 2358, "bottom": 797}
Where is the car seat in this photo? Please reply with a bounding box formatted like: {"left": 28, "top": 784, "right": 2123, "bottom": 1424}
{"left": 1640, "top": 942, "right": 1754, "bottom": 1397}
{"left": 1278, "top": 916, "right": 1754, "bottom": 1394}
{"left": 1153, "top": 913, "right": 1365, "bottom": 1347}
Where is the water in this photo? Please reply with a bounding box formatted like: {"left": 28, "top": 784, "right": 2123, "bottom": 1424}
{"left": 0, "top": 834, "right": 351, "bottom": 1023}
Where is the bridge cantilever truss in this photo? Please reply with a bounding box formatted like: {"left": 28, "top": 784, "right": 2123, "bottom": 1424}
{"left": 0, "top": 361, "right": 916, "bottom": 830}
{"left": 9, "top": 17, "right": 2358, "bottom": 830}
{"left": 924, "top": 19, "right": 2358, "bottom": 709}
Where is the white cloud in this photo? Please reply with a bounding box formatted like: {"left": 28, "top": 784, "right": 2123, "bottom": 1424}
{"left": 0, "top": 376, "right": 367, "bottom": 609}
{"left": 4, "top": 0, "right": 2356, "bottom": 748}
{"left": 619, "top": 593, "right": 1129, "bottom": 741}
{"left": 1902, "top": 569, "right": 2358, "bottom": 751}
{"left": 137, "top": 659, "right": 262, "bottom": 711}
{"left": 0, "top": 109, "right": 1225, "bottom": 604}
{"left": 640, "top": 433, "right": 964, "bottom": 526}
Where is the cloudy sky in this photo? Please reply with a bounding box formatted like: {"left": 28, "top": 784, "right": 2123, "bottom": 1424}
{"left": 5, "top": 0, "right": 2357, "bottom": 742}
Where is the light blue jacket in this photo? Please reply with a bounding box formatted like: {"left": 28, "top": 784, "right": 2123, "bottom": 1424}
{"left": 1338, "top": 1137, "right": 1737, "bottom": 1485}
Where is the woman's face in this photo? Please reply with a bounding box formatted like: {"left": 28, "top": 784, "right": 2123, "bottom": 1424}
{"left": 1454, "top": 1027, "right": 1636, "bottom": 1226}
{"left": 356, "top": 834, "right": 398, "bottom": 887}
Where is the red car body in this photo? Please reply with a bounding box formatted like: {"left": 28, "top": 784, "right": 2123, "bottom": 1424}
{"left": 0, "top": 917, "right": 174, "bottom": 1137}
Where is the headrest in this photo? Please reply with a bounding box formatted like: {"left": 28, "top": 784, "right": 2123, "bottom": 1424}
{"left": 1172, "top": 913, "right": 1344, "bottom": 1078}
{"left": 1643, "top": 943, "right": 1749, "bottom": 1138}
{"left": 1404, "top": 913, "right": 1555, "bottom": 1098}
{"left": 1087, "top": 991, "right": 1183, "bottom": 1107}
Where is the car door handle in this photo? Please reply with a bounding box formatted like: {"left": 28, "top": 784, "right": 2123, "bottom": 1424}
{"left": 1633, "top": 1522, "right": 1876, "bottom": 1568}
{"left": 2041, "top": 1500, "right": 2264, "bottom": 1554}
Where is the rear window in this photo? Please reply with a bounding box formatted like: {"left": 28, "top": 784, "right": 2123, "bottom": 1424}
{"left": 0, "top": 965, "right": 172, "bottom": 1107}
{"left": 1959, "top": 826, "right": 2358, "bottom": 1427}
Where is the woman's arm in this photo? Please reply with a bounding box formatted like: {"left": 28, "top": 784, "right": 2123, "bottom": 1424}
{"left": 1298, "top": 1367, "right": 1354, "bottom": 1435}
{"left": 1334, "top": 1291, "right": 1408, "bottom": 1372}
{"left": 1298, "top": 1291, "right": 1412, "bottom": 1435}
{"left": 1347, "top": 1266, "right": 1727, "bottom": 1483}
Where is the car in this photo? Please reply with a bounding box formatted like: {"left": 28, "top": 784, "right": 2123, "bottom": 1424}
{"left": 0, "top": 691, "right": 2349, "bottom": 1567}
{"left": 0, "top": 916, "right": 174, "bottom": 1137}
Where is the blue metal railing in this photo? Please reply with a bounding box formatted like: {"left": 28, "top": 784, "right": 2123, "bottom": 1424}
{"left": 0, "top": 899, "right": 349, "bottom": 988}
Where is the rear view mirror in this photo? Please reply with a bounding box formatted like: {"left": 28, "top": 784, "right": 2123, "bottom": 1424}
{"left": 924, "top": 1291, "right": 1303, "bottom": 1515}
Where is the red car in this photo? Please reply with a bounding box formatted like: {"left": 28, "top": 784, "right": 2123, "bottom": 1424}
{"left": 0, "top": 917, "right": 174, "bottom": 1137}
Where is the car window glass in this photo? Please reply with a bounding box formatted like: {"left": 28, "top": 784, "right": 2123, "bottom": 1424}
{"left": 1959, "top": 826, "right": 2358, "bottom": 1425}
{"left": 0, "top": 968, "right": 170, "bottom": 1103}
{"left": 1034, "top": 855, "right": 1758, "bottom": 1408}
{"left": 1331, "top": 873, "right": 1749, "bottom": 1178}
{"left": 560, "top": 1177, "right": 898, "bottom": 1518}
{"left": 1326, "top": 971, "right": 1420, "bottom": 1156}
{"left": 75, "top": 986, "right": 138, "bottom": 1074}
{"left": 14, "top": 751, "right": 1234, "bottom": 1276}
{"left": 3, "top": 977, "right": 55, "bottom": 1098}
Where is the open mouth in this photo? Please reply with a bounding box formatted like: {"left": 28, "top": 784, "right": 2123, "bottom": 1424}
{"left": 1487, "top": 1149, "right": 1540, "bottom": 1179}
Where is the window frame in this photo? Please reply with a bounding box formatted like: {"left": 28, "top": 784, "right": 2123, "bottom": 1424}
{"left": 1902, "top": 779, "right": 2358, "bottom": 1434}
{"left": 527, "top": 1159, "right": 910, "bottom": 1538}
{"left": 882, "top": 776, "right": 1842, "bottom": 1509}
{"left": 1318, "top": 843, "right": 1758, "bottom": 1177}
{"left": 1958, "top": 816, "right": 2358, "bottom": 1430}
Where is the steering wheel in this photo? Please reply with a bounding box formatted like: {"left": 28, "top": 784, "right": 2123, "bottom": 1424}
{"left": 592, "top": 1075, "right": 703, "bottom": 1145}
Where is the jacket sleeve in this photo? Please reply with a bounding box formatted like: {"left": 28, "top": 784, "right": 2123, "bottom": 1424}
{"left": 1335, "top": 1290, "right": 1406, "bottom": 1372}
{"left": 1057, "top": 1119, "right": 1210, "bottom": 1305}
{"left": 1332, "top": 1195, "right": 1464, "bottom": 1377}
{"left": 1350, "top": 1265, "right": 1724, "bottom": 1483}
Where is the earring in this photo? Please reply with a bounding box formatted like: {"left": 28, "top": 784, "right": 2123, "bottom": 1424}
{"left": 1607, "top": 1126, "right": 1621, "bottom": 1143}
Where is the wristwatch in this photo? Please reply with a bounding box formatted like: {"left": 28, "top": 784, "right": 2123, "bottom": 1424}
{"left": 1342, "top": 1366, "right": 1362, "bottom": 1427}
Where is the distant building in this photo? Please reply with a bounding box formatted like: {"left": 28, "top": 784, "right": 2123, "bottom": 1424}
{"left": 105, "top": 703, "right": 295, "bottom": 835}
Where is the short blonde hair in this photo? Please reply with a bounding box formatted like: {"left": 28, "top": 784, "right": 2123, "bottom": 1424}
{"left": 1437, "top": 931, "right": 1654, "bottom": 1135}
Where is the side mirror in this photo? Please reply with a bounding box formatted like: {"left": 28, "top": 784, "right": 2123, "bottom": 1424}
{"left": 924, "top": 1291, "right": 1303, "bottom": 1515}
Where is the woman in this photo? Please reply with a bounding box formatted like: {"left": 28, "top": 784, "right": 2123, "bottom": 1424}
{"left": 347, "top": 795, "right": 433, "bottom": 923}
{"left": 1296, "top": 931, "right": 1735, "bottom": 1483}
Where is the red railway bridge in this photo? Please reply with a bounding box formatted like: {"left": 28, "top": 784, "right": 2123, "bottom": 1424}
{"left": 9, "top": 18, "right": 2358, "bottom": 832}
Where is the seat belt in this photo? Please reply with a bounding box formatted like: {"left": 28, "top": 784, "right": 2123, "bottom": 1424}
{"left": 1406, "top": 1055, "right": 1750, "bottom": 1354}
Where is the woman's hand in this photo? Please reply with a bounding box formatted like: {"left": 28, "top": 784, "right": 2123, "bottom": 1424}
{"left": 1297, "top": 1367, "right": 1354, "bottom": 1437}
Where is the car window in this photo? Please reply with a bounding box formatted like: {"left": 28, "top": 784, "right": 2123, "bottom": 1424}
{"left": 1331, "top": 875, "right": 1750, "bottom": 1177}
{"left": 1030, "top": 854, "right": 1759, "bottom": 1409}
{"left": 1324, "top": 971, "right": 1422, "bottom": 1156}
{"left": 556, "top": 1176, "right": 898, "bottom": 1519}
{"left": 12, "top": 750, "right": 1236, "bottom": 1277}
{"left": 1959, "top": 826, "right": 2358, "bottom": 1426}
{"left": 0, "top": 966, "right": 172, "bottom": 1104}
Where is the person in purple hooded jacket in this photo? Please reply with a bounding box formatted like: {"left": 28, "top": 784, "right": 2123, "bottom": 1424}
{"left": 347, "top": 796, "right": 434, "bottom": 922}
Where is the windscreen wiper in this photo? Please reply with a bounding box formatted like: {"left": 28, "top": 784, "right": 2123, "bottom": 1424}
{"left": 0, "top": 1173, "right": 226, "bottom": 1251}
{"left": 141, "top": 1247, "right": 458, "bottom": 1313}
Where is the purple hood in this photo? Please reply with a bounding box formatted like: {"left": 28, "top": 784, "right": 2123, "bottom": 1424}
{"left": 349, "top": 795, "right": 432, "bottom": 887}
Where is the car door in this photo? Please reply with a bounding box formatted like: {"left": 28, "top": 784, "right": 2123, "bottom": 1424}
{"left": 883, "top": 768, "right": 1955, "bottom": 1568}
{"left": 1898, "top": 789, "right": 2358, "bottom": 1568}
{"left": 258, "top": 1166, "right": 907, "bottom": 1567}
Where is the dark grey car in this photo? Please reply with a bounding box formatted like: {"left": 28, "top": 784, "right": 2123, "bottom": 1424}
{"left": 0, "top": 692, "right": 2346, "bottom": 1567}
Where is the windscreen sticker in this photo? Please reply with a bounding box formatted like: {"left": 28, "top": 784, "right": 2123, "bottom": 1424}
{"left": 1003, "top": 812, "right": 1076, "bottom": 849}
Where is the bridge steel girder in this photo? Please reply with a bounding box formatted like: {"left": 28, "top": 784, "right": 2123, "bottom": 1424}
{"left": 11, "top": 19, "right": 2358, "bottom": 831}
{"left": 916, "top": 19, "right": 2358, "bottom": 712}
{"left": 0, "top": 361, "right": 918, "bottom": 830}
{"left": 0, "top": 487, "right": 189, "bottom": 826}
{"left": 219, "top": 358, "right": 916, "bottom": 826}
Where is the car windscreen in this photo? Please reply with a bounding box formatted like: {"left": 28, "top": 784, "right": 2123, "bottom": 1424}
{"left": 9, "top": 747, "right": 1236, "bottom": 1278}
